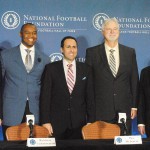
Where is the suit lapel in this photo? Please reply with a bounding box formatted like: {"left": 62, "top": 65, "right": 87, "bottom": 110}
{"left": 57, "top": 61, "right": 70, "bottom": 95}
{"left": 13, "top": 46, "right": 42, "bottom": 73}
{"left": 61, "top": 61, "right": 81, "bottom": 95}
{"left": 116, "top": 44, "right": 124, "bottom": 77}
{"left": 13, "top": 46, "right": 27, "bottom": 72}
{"left": 71, "top": 62, "right": 81, "bottom": 95}
{"left": 99, "top": 44, "right": 114, "bottom": 77}
{"left": 30, "top": 48, "right": 41, "bottom": 73}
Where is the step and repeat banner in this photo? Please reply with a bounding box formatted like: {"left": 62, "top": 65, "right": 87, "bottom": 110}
{"left": 0, "top": 0, "right": 150, "bottom": 136}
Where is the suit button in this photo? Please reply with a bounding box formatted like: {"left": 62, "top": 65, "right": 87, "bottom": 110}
{"left": 67, "top": 108, "right": 71, "bottom": 111}
{"left": 114, "top": 93, "right": 117, "bottom": 96}
{"left": 70, "top": 97, "right": 72, "bottom": 99}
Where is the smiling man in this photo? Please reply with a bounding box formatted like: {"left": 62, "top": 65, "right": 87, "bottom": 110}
{"left": 0, "top": 23, "right": 49, "bottom": 139}
{"left": 40, "top": 36, "right": 95, "bottom": 139}
{"left": 85, "top": 18, "right": 139, "bottom": 135}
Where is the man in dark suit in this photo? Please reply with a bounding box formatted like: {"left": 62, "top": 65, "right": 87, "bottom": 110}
{"left": 85, "top": 18, "right": 139, "bottom": 134}
{"left": 0, "top": 50, "right": 2, "bottom": 127}
{"left": 40, "top": 36, "right": 95, "bottom": 139}
{"left": 0, "top": 23, "right": 49, "bottom": 133}
{"left": 138, "top": 67, "right": 150, "bottom": 137}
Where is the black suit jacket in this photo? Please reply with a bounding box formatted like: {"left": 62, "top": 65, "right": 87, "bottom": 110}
{"left": 0, "top": 53, "right": 2, "bottom": 119}
{"left": 138, "top": 67, "right": 150, "bottom": 127}
{"left": 86, "top": 43, "right": 139, "bottom": 122}
{"left": 40, "top": 60, "right": 95, "bottom": 135}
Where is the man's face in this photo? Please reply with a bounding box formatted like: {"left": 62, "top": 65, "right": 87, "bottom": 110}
{"left": 102, "top": 21, "right": 120, "bottom": 42}
{"left": 61, "top": 39, "right": 78, "bottom": 63}
{"left": 20, "top": 25, "right": 37, "bottom": 48}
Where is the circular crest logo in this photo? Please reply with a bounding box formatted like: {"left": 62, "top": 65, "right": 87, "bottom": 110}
{"left": 116, "top": 137, "right": 122, "bottom": 143}
{"left": 30, "top": 139, "right": 36, "bottom": 145}
{"left": 93, "top": 13, "right": 109, "bottom": 31}
{"left": 1, "top": 11, "right": 20, "bottom": 29}
{"left": 49, "top": 53, "right": 63, "bottom": 63}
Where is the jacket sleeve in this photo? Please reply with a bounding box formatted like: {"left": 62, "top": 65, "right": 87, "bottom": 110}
{"left": 0, "top": 52, "right": 4, "bottom": 119}
{"left": 137, "top": 69, "right": 146, "bottom": 124}
{"left": 86, "top": 66, "right": 95, "bottom": 123}
{"left": 40, "top": 65, "right": 52, "bottom": 124}
{"left": 85, "top": 48, "right": 93, "bottom": 66}
{"left": 130, "top": 49, "right": 139, "bottom": 108}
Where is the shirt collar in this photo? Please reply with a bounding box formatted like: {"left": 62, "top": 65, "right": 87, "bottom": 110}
{"left": 105, "top": 43, "right": 118, "bottom": 53}
{"left": 20, "top": 43, "right": 35, "bottom": 52}
{"left": 63, "top": 58, "right": 76, "bottom": 67}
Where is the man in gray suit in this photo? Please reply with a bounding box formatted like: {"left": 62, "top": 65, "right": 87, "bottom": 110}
{"left": 85, "top": 18, "right": 139, "bottom": 134}
{"left": 0, "top": 23, "right": 49, "bottom": 133}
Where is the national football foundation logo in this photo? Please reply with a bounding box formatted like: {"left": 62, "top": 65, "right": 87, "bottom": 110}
{"left": 93, "top": 13, "right": 109, "bottom": 31}
{"left": 49, "top": 53, "right": 63, "bottom": 63}
{"left": 1, "top": 11, "right": 20, "bottom": 29}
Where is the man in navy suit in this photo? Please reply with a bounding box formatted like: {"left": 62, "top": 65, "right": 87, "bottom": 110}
{"left": 0, "top": 23, "right": 49, "bottom": 134}
{"left": 40, "top": 36, "right": 95, "bottom": 139}
{"left": 85, "top": 18, "right": 139, "bottom": 134}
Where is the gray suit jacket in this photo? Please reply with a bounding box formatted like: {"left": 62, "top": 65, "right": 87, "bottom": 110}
{"left": 1, "top": 45, "right": 49, "bottom": 126}
{"left": 86, "top": 43, "right": 139, "bottom": 122}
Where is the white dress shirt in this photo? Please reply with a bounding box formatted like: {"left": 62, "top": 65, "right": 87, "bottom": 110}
{"left": 105, "top": 43, "right": 120, "bottom": 74}
{"left": 20, "top": 43, "right": 35, "bottom": 67}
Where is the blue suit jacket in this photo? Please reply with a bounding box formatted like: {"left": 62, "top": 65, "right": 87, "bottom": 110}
{"left": 1, "top": 45, "right": 49, "bottom": 126}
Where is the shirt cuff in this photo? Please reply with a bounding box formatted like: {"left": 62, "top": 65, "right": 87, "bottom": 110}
{"left": 132, "top": 108, "right": 137, "bottom": 110}
{"left": 138, "top": 124, "right": 145, "bottom": 127}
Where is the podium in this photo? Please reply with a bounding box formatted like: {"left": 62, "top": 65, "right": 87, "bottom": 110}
{"left": 5, "top": 123, "right": 49, "bottom": 141}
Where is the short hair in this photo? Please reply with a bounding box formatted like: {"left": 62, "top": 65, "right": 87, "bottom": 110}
{"left": 61, "top": 36, "right": 78, "bottom": 48}
{"left": 101, "top": 18, "right": 120, "bottom": 31}
{"left": 20, "top": 23, "right": 37, "bottom": 33}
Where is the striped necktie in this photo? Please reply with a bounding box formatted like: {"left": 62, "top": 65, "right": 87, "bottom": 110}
{"left": 109, "top": 49, "right": 116, "bottom": 77}
{"left": 67, "top": 64, "right": 75, "bottom": 94}
{"left": 25, "top": 49, "right": 32, "bottom": 72}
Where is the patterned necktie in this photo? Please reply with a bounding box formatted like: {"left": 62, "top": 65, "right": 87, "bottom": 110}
{"left": 67, "top": 64, "right": 75, "bottom": 94}
{"left": 25, "top": 49, "right": 32, "bottom": 72}
{"left": 109, "top": 49, "right": 116, "bottom": 77}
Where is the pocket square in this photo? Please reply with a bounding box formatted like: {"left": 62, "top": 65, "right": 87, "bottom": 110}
{"left": 82, "top": 77, "right": 87, "bottom": 80}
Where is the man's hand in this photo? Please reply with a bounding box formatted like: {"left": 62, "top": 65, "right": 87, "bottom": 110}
{"left": 131, "top": 109, "right": 137, "bottom": 119}
{"left": 0, "top": 119, "right": 2, "bottom": 126}
{"left": 138, "top": 126, "right": 145, "bottom": 135}
{"left": 86, "top": 123, "right": 91, "bottom": 126}
{"left": 42, "top": 123, "right": 53, "bottom": 136}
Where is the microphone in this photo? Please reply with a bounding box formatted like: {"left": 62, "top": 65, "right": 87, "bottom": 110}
{"left": 28, "top": 119, "right": 34, "bottom": 138}
{"left": 26, "top": 115, "right": 35, "bottom": 138}
{"left": 37, "top": 58, "right": 41, "bottom": 62}
{"left": 120, "top": 118, "right": 128, "bottom": 135}
{"left": 118, "top": 113, "right": 128, "bottom": 135}
{"left": 120, "top": 118, "right": 125, "bottom": 123}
